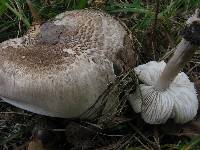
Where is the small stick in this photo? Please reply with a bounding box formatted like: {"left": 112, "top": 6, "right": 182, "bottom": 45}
{"left": 26, "top": 0, "right": 42, "bottom": 24}
{"left": 0, "top": 111, "right": 32, "bottom": 116}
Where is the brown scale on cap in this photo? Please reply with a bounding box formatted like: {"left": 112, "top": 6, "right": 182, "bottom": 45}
{"left": 0, "top": 45, "right": 73, "bottom": 72}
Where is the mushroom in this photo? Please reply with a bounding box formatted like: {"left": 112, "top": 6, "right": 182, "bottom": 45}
{"left": 0, "top": 9, "right": 137, "bottom": 118}
{"left": 128, "top": 9, "right": 200, "bottom": 124}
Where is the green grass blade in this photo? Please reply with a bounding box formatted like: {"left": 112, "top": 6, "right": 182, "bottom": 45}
{"left": 74, "top": 0, "right": 87, "bottom": 9}
{"left": 5, "top": 2, "right": 30, "bottom": 27}
{"left": 0, "top": 0, "right": 8, "bottom": 16}
{"left": 180, "top": 135, "right": 200, "bottom": 150}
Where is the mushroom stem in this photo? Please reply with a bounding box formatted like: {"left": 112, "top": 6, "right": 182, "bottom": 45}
{"left": 155, "top": 9, "right": 200, "bottom": 91}
{"left": 155, "top": 39, "right": 197, "bottom": 90}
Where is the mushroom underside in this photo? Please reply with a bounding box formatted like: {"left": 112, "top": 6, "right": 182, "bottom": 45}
{"left": 129, "top": 61, "right": 198, "bottom": 124}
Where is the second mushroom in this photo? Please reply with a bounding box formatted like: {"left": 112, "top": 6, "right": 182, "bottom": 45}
{"left": 128, "top": 9, "right": 200, "bottom": 124}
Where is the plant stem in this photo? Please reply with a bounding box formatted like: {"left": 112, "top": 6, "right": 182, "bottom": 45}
{"left": 26, "top": 0, "right": 42, "bottom": 24}
{"left": 155, "top": 38, "right": 197, "bottom": 90}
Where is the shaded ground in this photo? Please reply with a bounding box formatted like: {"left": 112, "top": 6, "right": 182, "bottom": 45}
{"left": 0, "top": 0, "right": 200, "bottom": 149}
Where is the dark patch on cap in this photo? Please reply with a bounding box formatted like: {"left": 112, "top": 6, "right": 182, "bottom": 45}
{"left": 1, "top": 44, "right": 75, "bottom": 72}
{"left": 37, "top": 22, "right": 65, "bottom": 45}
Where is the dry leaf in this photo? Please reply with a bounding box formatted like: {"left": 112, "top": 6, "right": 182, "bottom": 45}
{"left": 181, "top": 120, "right": 200, "bottom": 138}
{"left": 28, "top": 139, "right": 45, "bottom": 150}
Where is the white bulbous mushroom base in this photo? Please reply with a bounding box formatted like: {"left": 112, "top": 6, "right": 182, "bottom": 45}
{"left": 129, "top": 61, "right": 198, "bottom": 124}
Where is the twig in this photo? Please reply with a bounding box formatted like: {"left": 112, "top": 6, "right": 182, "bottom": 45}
{"left": 0, "top": 111, "right": 32, "bottom": 116}
{"left": 129, "top": 124, "right": 159, "bottom": 149}
{"left": 26, "top": 0, "right": 42, "bottom": 24}
{"left": 133, "top": 135, "right": 151, "bottom": 150}
{"left": 79, "top": 124, "right": 124, "bottom": 137}
{"left": 153, "top": 126, "right": 161, "bottom": 150}
{"left": 187, "top": 63, "right": 200, "bottom": 74}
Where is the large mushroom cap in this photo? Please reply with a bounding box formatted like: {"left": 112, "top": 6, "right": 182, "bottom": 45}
{"left": 0, "top": 10, "right": 137, "bottom": 118}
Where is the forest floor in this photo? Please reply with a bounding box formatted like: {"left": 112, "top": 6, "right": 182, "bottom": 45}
{"left": 0, "top": 0, "right": 200, "bottom": 149}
